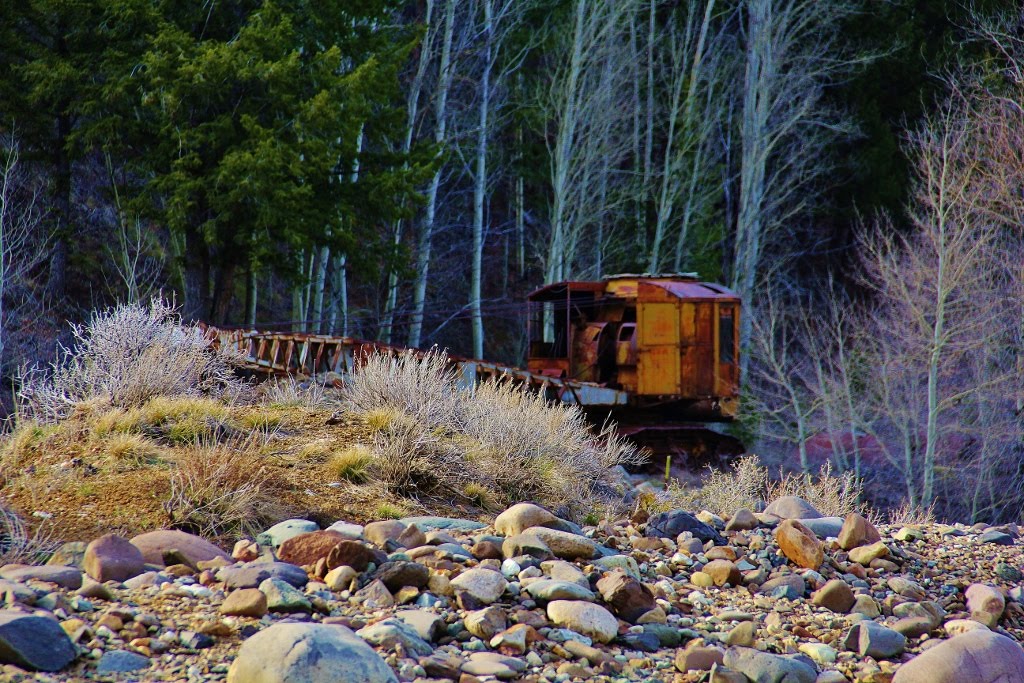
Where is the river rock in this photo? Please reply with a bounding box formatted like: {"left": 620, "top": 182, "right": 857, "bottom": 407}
{"left": 838, "top": 513, "right": 881, "bottom": 550}
{"left": 226, "top": 622, "right": 397, "bottom": 683}
{"left": 259, "top": 577, "right": 312, "bottom": 613}
{"left": 363, "top": 521, "right": 406, "bottom": 549}
{"left": 764, "top": 496, "right": 822, "bottom": 520}
{"left": 646, "top": 510, "right": 725, "bottom": 545}
{"left": 356, "top": 618, "right": 433, "bottom": 657}
{"left": 811, "top": 579, "right": 855, "bottom": 613}
{"left": 892, "top": 629, "right": 1024, "bottom": 683}
{"left": 965, "top": 583, "right": 1005, "bottom": 628}
{"left": 450, "top": 568, "right": 507, "bottom": 607}
{"left": 220, "top": 588, "right": 268, "bottom": 617}
{"left": 327, "top": 540, "right": 386, "bottom": 572}
{"left": 495, "top": 503, "right": 560, "bottom": 536}
{"left": 703, "top": 559, "right": 742, "bottom": 587}
{"left": 546, "top": 600, "right": 619, "bottom": 644}
{"left": 96, "top": 650, "right": 149, "bottom": 674}
{"left": 219, "top": 562, "right": 308, "bottom": 589}
{"left": 524, "top": 579, "right": 594, "bottom": 602}
{"left": 464, "top": 606, "right": 508, "bottom": 640}
{"left": 129, "top": 529, "right": 231, "bottom": 567}
{"left": 256, "top": 519, "right": 319, "bottom": 548}
{"left": 518, "top": 527, "right": 596, "bottom": 561}
{"left": 0, "top": 611, "right": 77, "bottom": 671}
{"left": 854, "top": 621, "right": 906, "bottom": 659}
{"left": 0, "top": 564, "right": 82, "bottom": 590}
{"left": 278, "top": 531, "right": 346, "bottom": 567}
{"left": 849, "top": 541, "right": 889, "bottom": 565}
{"left": 596, "top": 571, "right": 657, "bottom": 623}
{"left": 84, "top": 533, "right": 146, "bottom": 583}
{"left": 501, "top": 533, "right": 554, "bottom": 561}
{"left": 374, "top": 561, "right": 430, "bottom": 593}
{"left": 396, "top": 610, "right": 446, "bottom": 642}
{"left": 802, "top": 516, "right": 844, "bottom": 539}
{"left": 723, "top": 647, "right": 817, "bottom": 683}
{"left": 725, "top": 508, "right": 759, "bottom": 532}
{"left": 774, "top": 520, "right": 824, "bottom": 570}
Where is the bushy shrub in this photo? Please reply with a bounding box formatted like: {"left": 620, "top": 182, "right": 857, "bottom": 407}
{"left": 338, "top": 350, "right": 645, "bottom": 520}
{"left": 18, "top": 298, "right": 244, "bottom": 422}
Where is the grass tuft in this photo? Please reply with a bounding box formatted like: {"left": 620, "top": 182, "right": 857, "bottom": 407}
{"left": 327, "top": 445, "right": 373, "bottom": 483}
{"left": 99, "top": 432, "right": 164, "bottom": 468}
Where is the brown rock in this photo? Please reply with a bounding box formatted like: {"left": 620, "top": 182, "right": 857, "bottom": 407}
{"left": 675, "top": 644, "right": 725, "bottom": 672}
{"left": 891, "top": 629, "right": 1024, "bottom": 683}
{"left": 596, "top": 571, "right": 657, "bottom": 623}
{"left": 725, "top": 508, "right": 759, "bottom": 532}
{"left": 278, "top": 531, "right": 345, "bottom": 567}
{"left": 849, "top": 541, "right": 889, "bottom": 566}
{"left": 363, "top": 520, "right": 406, "bottom": 548}
{"left": 219, "top": 588, "right": 268, "bottom": 617}
{"left": 464, "top": 605, "right": 507, "bottom": 639}
{"left": 703, "top": 560, "right": 742, "bottom": 587}
{"left": 470, "top": 540, "right": 503, "bottom": 560}
{"left": 396, "top": 524, "right": 426, "bottom": 549}
{"left": 774, "top": 520, "right": 823, "bottom": 570}
{"left": 965, "top": 584, "right": 1004, "bottom": 628}
{"left": 326, "top": 540, "right": 385, "bottom": 572}
{"left": 129, "top": 530, "right": 230, "bottom": 568}
{"left": 837, "top": 513, "right": 881, "bottom": 551}
{"left": 84, "top": 534, "right": 146, "bottom": 583}
{"left": 706, "top": 546, "right": 737, "bottom": 561}
{"left": 232, "top": 540, "right": 259, "bottom": 562}
{"left": 811, "top": 579, "right": 856, "bottom": 613}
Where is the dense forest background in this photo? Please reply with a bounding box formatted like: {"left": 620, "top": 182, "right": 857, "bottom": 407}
{"left": 2, "top": 1, "right": 1023, "bottom": 520}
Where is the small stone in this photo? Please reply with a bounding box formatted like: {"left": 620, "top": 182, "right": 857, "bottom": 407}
{"left": 965, "top": 583, "right": 1005, "bottom": 628}
{"left": 84, "top": 534, "right": 146, "bottom": 583}
{"left": 704, "top": 560, "right": 741, "bottom": 587}
{"left": 396, "top": 610, "right": 446, "bottom": 643}
{"left": 490, "top": 623, "right": 533, "bottom": 655}
{"left": 726, "top": 621, "right": 757, "bottom": 647}
{"left": 357, "top": 618, "right": 433, "bottom": 657}
{"left": 802, "top": 516, "right": 845, "bottom": 539}
{"left": 524, "top": 579, "right": 595, "bottom": 602}
{"left": 325, "top": 520, "right": 364, "bottom": 539}
{"left": 978, "top": 530, "right": 1014, "bottom": 545}
{"left": 518, "top": 527, "right": 596, "bottom": 561}
{"left": 327, "top": 540, "right": 385, "bottom": 572}
{"left": 855, "top": 621, "right": 906, "bottom": 659}
{"left": 811, "top": 579, "right": 856, "bottom": 613}
{"left": 46, "top": 542, "right": 87, "bottom": 569}
{"left": 852, "top": 594, "right": 880, "bottom": 618}
{"left": 775, "top": 520, "right": 824, "bottom": 570}
{"left": 374, "top": 561, "right": 430, "bottom": 593}
{"left": 354, "top": 579, "right": 394, "bottom": 608}
{"left": 994, "top": 563, "right": 1022, "bottom": 582}
{"left": 219, "top": 561, "right": 308, "bottom": 589}
{"left": 180, "top": 630, "right": 214, "bottom": 649}
{"left": 691, "top": 571, "right": 714, "bottom": 587}
{"left": 464, "top": 606, "right": 507, "bottom": 640}
{"left": 596, "top": 571, "right": 656, "bottom": 623}
{"left": 232, "top": 540, "right": 260, "bottom": 562}
{"left": 501, "top": 534, "right": 553, "bottom": 561}
{"left": 396, "top": 524, "right": 427, "bottom": 549}
{"left": 219, "top": 588, "right": 268, "bottom": 618}
{"left": 798, "top": 642, "right": 836, "bottom": 666}
{"left": 259, "top": 577, "right": 312, "bottom": 613}
{"left": 837, "top": 513, "right": 881, "bottom": 550}
{"left": 96, "top": 650, "right": 149, "bottom": 674}
{"left": 725, "top": 508, "right": 759, "bottom": 532}
{"left": 759, "top": 574, "right": 805, "bottom": 599}
{"left": 849, "top": 541, "right": 889, "bottom": 566}
{"left": 324, "top": 566, "right": 358, "bottom": 591}
{"left": 364, "top": 520, "right": 407, "bottom": 549}
{"left": 470, "top": 540, "right": 503, "bottom": 560}
{"left": 450, "top": 568, "right": 507, "bottom": 607}
{"left": 546, "top": 600, "right": 619, "bottom": 644}
{"left": 675, "top": 644, "right": 725, "bottom": 672}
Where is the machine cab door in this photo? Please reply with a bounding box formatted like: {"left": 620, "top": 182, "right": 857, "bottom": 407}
{"left": 636, "top": 288, "right": 682, "bottom": 395}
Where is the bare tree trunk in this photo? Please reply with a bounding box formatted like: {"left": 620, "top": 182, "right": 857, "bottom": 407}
{"left": 408, "top": 0, "right": 456, "bottom": 349}
{"left": 381, "top": 0, "right": 436, "bottom": 344}
{"left": 246, "top": 267, "right": 257, "bottom": 326}
{"left": 470, "top": 0, "right": 494, "bottom": 359}
{"left": 312, "top": 245, "right": 330, "bottom": 333}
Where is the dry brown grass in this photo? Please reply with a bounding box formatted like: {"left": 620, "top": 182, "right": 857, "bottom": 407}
{"left": 96, "top": 432, "right": 164, "bottom": 469}
{"left": 326, "top": 445, "right": 373, "bottom": 483}
{"left": 164, "top": 434, "right": 289, "bottom": 539}
{"left": 0, "top": 505, "right": 58, "bottom": 565}
{"left": 339, "top": 352, "right": 645, "bottom": 521}
{"left": 768, "top": 461, "right": 866, "bottom": 518}
{"left": 886, "top": 499, "right": 937, "bottom": 526}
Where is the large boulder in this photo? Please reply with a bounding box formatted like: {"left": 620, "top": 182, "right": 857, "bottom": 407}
{"left": 494, "top": 503, "right": 560, "bottom": 537}
{"left": 226, "top": 623, "right": 397, "bottom": 683}
{"left": 129, "top": 530, "right": 231, "bottom": 567}
{"left": 256, "top": 520, "right": 319, "bottom": 549}
{"left": 724, "top": 647, "right": 817, "bottom": 683}
{"left": 546, "top": 600, "right": 619, "bottom": 644}
{"left": 892, "top": 629, "right": 1024, "bottom": 683}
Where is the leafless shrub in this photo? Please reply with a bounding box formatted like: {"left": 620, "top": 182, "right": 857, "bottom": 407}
{"left": 659, "top": 455, "right": 770, "bottom": 517}
{"left": 164, "top": 434, "right": 288, "bottom": 539}
{"left": 258, "top": 376, "right": 328, "bottom": 407}
{"left": 0, "top": 504, "right": 57, "bottom": 565}
{"left": 340, "top": 352, "right": 645, "bottom": 520}
{"left": 768, "top": 461, "right": 866, "bottom": 517}
{"left": 341, "top": 349, "right": 461, "bottom": 430}
{"left": 886, "top": 499, "right": 937, "bottom": 526}
{"left": 18, "top": 298, "right": 245, "bottom": 421}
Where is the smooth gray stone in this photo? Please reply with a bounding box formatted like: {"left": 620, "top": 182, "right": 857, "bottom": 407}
{"left": 97, "top": 650, "right": 150, "bottom": 673}
{"left": 0, "top": 611, "right": 77, "bottom": 672}
{"left": 399, "top": 516, "right": 486, "bottom": 532}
